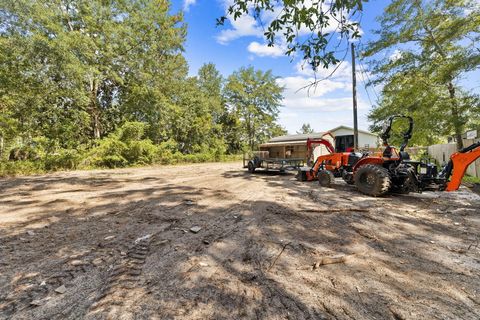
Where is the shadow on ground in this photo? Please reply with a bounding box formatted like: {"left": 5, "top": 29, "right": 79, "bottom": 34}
{"left": 1, "top": 165, "right": 479, "bottom": 319}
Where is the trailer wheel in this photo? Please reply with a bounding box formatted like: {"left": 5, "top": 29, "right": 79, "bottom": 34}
{"left": 354, "top": 164, "right": 391, "bottom": 196}
{"left": 318, "top": 170, "right": 334, "bottom": 187}
{"left": 247, "top": 161, "right": 256, "bottom": 173}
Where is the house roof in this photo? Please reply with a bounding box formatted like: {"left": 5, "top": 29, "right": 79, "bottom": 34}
{"left": 259, "top": 140, "right": 310, "bottom": 147}
{"left": 328, "top": 125, "right": 378, "bottom": 137}
{"left": 266, "top": 126, "right": 377, "bottom": 144}
{"left": 268, "top": 132, "right": 327, "bottom": 143}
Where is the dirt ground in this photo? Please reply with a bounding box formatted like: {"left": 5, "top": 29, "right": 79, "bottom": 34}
{"left": 1, "top": 162, "right": 479, "bottom": 320}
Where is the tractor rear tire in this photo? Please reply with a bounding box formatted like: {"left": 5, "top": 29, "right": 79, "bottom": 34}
{"left": 318, "top": 170, "right": 335, "bottom": 187}
{"left": 248, "top": 161, "right": 255, "bottom": 173}
{"left": 354, "top": 164, "right": 391, "bottom": 197}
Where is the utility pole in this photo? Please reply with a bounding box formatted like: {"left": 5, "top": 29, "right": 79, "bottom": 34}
{"left": 351, "top": 43, "right": 359, "bottom": 151}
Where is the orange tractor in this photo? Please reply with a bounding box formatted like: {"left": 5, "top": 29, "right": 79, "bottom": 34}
{"left": 300, "top": 115, "right": 480, "bottom": 196}
{"left": 297, "top": 132, "right": 364, "bottom": 186}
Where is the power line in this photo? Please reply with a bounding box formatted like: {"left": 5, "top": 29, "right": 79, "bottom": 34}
{"left": 357, "top": 62, "right": 375, "bottom": 107}
{"left": 358, "top": 59, "right": 381, "bottom": 103}
{"left": 355, "top": 39, "right": 381, "bottom": 102}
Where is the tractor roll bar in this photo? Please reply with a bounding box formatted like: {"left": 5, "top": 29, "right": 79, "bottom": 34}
{"left": 381, "top": 115, "right": 414, "bottom": 151}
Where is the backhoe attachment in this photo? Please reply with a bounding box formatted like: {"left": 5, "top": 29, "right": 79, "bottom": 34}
{"left": 444, "top": 141, "right": 480, "bottom": 191}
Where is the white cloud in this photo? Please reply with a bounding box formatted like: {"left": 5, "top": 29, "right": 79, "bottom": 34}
{"left": 277, "top": 60, "right": 372, "bottom": 133}
{"left": 277, "top": 76, "right": 348, "bottom": 98}
{"left": 247, "top": 41, "right": 284, "bottom": 57}
{"left": 216, "top": 14, "right": 263, "bottom": 44}
{"left": 295, "top": 60, "right": 352, "bottom": 80}
{"left": 277, "top": 95, "right": 371, "bottom": 134}
{"left": 216, "top": 0, "right": 360, "bottom": 47}
{"left": 276, "top": 75, "right": 369, "bottom": 113}
{"left": 183, "top": 0, "right": 196, "bottom": 11}
{"left": 282, "top": 96, "right": 369, "bottom": 112}
{"left": 294, "top": 59, "right": 373, "bottom": 87}
{"left": 389, "top": 49, "right": 402, "bottom": 61}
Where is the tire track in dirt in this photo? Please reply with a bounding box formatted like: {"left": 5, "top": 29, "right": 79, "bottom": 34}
{"left": 86, "top": 234, "right": 155, "bottom": 319}
{"left": 3, "top": 163, "right": 479, "bottom": 319}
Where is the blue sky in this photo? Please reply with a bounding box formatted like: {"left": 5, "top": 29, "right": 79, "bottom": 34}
{"left": 171, "top": 0, "right": 479, "bottom": 134}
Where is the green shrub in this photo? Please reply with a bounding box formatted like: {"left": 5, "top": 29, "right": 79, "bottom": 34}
{"left": 100, "top": 155, "right": 128, "bottom": 168}
{"left": 8, "top": 145, "right": 40, "bottom": 161}
{"left": 118, "top": 121, "right": 146, "bottom": 142}
{"left": 156, "top": 139, "right": 180, "bottom": 164}
{"left": 88, "top": 137, "right": 127, "bottom": 168}
{"left": 463, "top": 175, "right": 480, "bottom": 184}
{"left": 44, "top": 149, "right": 82, "bottom": 171}
{"left": 0, "top": 160, "right": 44, "bottom": 176}
{"left": 123, "top": 139, "right": 158, "bottom": 164}
{"left": 86, "top": 122, "right": 159, "bottom": 167}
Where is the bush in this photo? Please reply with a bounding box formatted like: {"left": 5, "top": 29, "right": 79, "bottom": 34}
{"left": 118, "top": 121, "right": 146, "bottom": 142}
{"left": 9, "top": 145, "right": 40, "bottom": 161}
{"left": 123, "top": 139, "right": 158, "bottom": 165}
{"left": 0, "top": 121, "right": 243, "bottom": 176}
{"left": 99, "top": 155, "right": 128, "bottom": 168}
{"left": 44, "top": 149, "right": 82, "bottom": 171}
{"left": 86, "top": 122, "right": 159, "bottom": 168}
{"left": 156, "top": 139, "right": 180, "bottom": 164}
{"left": 88, "top": 137, "right": 127, "bottom": 168}
{"left": 0, "top": 160, "right": 44, "bottom": 176}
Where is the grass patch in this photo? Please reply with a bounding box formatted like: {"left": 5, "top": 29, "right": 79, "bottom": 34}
{"left": 463, "top": 175, "right": 480, "bottom": 184}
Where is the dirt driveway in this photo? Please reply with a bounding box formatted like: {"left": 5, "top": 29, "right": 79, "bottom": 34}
{"left": 1, "top": 162, "right": 479, "bottom": 319}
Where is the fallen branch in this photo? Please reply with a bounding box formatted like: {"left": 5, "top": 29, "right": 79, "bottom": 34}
{"left": 267, "top": 242, "right": 291, "bottom": 272}
{"left": 297, "top": 253, "right": 358, "bottom": 271}
{"left": 312, "top": 255, "right": 348, "bottom": 269}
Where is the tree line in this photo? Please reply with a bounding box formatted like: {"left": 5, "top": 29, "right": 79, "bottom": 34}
{"left": 0, "top": 0, "right": 286, "bottom": 174}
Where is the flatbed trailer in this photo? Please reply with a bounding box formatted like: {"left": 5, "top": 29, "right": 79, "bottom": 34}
{"left": 243, "top": 151, "right": 305, "bottom": 173}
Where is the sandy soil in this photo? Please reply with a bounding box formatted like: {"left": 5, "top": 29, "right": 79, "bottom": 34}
{"left": 1, "top": 162, "right": 479, "bottom": 319}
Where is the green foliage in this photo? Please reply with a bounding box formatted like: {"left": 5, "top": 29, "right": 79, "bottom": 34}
{"left": 0, "top": 2, "right": 287, "bottom": 176}
{"left": 0, "top": 0, "right": 186, "bottom": 142}
{"left": 88, "top": 137, "right": 128, "bottom": 168}
{"left": 123, "top": 140, "right": 158, "bottom": 165}
{"left": 297, "top": 123, "right": 314, "bottom": 134}
{"left": 224, "top": 66, "right": 284, "bottom": 150}
{"left": 365, "top": 0, "right": 480, "bottom": 149}
{"left": 218, "top": 0, "right": 365, "bottom": 70}
{"left": 0, "top": 160, "right": 44, "bottom": 176}
{"left": 463, "top": 175, "right": 480, "bottom": 184}
{"left": 88, "top": 122, "right": 156, "bottom": 168}
{"left": 119, "top": 122, "right": 147, "bottom": 143}
{"left": 45, "top": 149, "right": 82, "bottom": 171}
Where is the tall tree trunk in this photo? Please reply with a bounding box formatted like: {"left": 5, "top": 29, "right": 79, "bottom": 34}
{"left": 447, "top": 82, "right": 464, "bottom": 150}
{"left": 0, "top": 135, "right": 3, "bottom": 159}
{"left": 422, "top": 21, "right": 464, "bottom": 150}
{"left": 250, "top": 122, "right": 255, "bottom": 151}
{"left": 246, "top": 112, "right": 253, "bottom": 151}
{"left": 89, "top": 77, "right": 101, "bottom": 139}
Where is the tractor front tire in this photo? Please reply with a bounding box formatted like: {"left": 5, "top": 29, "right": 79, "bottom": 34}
{"left": 247, "top": 161, "right": 256, "bottom": 173}
{"left": 354, "top": 164, "right": 391, "bottom": 197}
{"left": 318, "top": 170, "right": 335, "bottom": 187}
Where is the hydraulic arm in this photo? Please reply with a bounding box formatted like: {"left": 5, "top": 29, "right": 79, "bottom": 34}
{"left": 444, "top": 141, "right": 480, "bottom": 191}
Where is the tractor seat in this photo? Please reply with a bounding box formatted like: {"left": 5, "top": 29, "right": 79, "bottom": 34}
{"left": 383, "top": 146, "right": 392, "bottom": 158}
{"left": 399, "top": 151, "right": 421, "bottom": 166}
{"left": 399, "top": 151, "right": 410, "bottom": 160}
